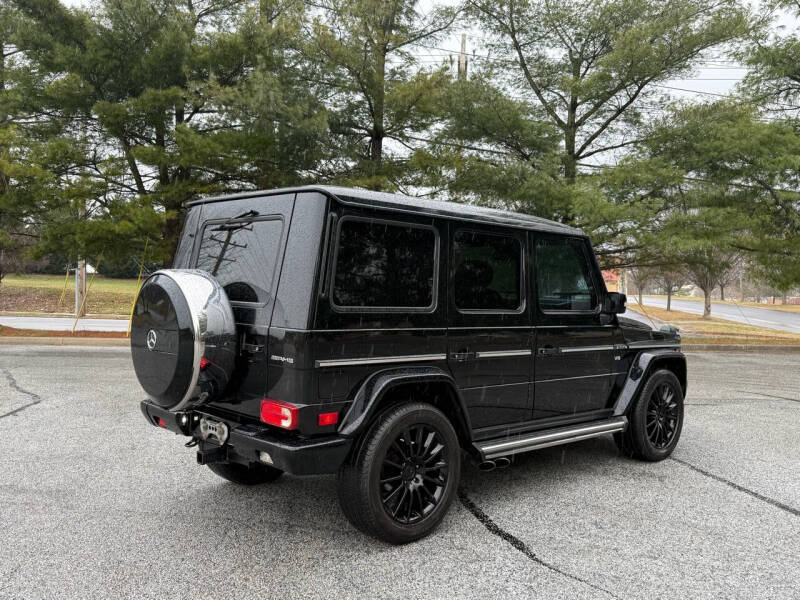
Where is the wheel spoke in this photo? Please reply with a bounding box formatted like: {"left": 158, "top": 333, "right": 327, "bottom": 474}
{"left": 414, "top": 426, "right": 425, "bottom": 457}
{"left": 391, "top": 441, "right": 408, "bottom": 462}
{"left": 380, "top": 474, "right": 402, "bottom": 484}
{"left": 392, "top": 487, "right": 409, "bottom": 517}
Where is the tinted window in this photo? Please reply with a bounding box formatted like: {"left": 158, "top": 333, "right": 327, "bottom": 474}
{"left": 332, "top": 219, "right": 436, "bottom": 309}
{"left": 453, "top": 231, "right": 521, "bottom": 311}
{"left": 536, "top": 237, "right": 598, "bottom": 311}
{"left": 195, "top": 217, "right": 283, "bottom": 304}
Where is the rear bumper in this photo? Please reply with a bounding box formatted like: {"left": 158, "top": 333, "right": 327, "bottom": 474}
{"left": 140, "top": 400, "right": 352, "bottom": 476}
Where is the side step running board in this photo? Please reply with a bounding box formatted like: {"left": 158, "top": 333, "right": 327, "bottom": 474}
{"left": 475, "top": 417, "right": 628, "bottom": 460}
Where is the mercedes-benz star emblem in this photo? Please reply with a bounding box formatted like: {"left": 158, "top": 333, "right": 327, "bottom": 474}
{"left": 146, "top": 329, "right": 158, "bottom": 351}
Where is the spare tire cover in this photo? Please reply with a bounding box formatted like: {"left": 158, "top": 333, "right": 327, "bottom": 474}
{"left": 131, "top": 269, "right": 236, "bottom": 411}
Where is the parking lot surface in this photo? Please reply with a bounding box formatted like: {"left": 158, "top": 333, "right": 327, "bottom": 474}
{"left": 1, "top": 347, "right": 798, "bottom": 599}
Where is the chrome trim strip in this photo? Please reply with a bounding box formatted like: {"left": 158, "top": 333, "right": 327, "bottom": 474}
{"left": 462, "top": 381, "right": 529, "bottom": 391}
{"left": 559, "top": 345, "right": 616, "bottom": 354}
{"left": 628, "top": 342, "right": 680, "bottom": 349}
{"left": 537, "top": 371, "right": 627, "bottom": 384}
{"left": 315, "top": 353, "right": 447, "bottom": 368}
{"left": 479, "top": 417, "right": 627, "bottom": 459}
{"left": 475, "top": 349, "right": 532, "bottom": 359}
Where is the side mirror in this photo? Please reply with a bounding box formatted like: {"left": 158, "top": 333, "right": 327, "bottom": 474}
{"left": 603, "top": 292, "right": 627, "bottom": 314}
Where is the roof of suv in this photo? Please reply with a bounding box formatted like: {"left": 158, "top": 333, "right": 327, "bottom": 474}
{"left": 188, "top": 185, "right": 584, "bottom": 235}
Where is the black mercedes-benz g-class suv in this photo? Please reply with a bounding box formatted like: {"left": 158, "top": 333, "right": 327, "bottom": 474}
{"left": 131, "top": 185, "right": 685, "bottom": 544}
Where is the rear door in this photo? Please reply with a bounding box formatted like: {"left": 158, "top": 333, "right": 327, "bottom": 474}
{"left": 532, "top": 234, "right": 622, "bottom": 420}
{"left": 447, "top": 224, "right": 532, "bottom": 430}
{"left": 191, "top": 193, "right": 296, "bottom": 416}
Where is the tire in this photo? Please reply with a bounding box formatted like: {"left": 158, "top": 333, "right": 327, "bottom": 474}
{"left": 615, "top": 369, "right": 684, "bottom": 461}
{"left": 207, "top": 462, "right": 283, "bottom": 485}
{"left": 337, "top": 402, "right": 461, "bottom": 544}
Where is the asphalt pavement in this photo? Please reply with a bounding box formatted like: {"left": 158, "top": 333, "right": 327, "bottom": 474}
{"left": 634, "top": 296, "right": 800, "bottom": 334}
{"left": 0, "top": 347, "right": 798, "bottom": 599}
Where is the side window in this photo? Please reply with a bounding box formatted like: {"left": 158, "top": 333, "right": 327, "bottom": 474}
{"left": 536, "top": 237, "right": 598, "bottom": 312}
{"left": 332, "top": 218, "right": 437, "bottom": 310}
{"left": 453, "top": 230, "right": 522, "bottom": 311}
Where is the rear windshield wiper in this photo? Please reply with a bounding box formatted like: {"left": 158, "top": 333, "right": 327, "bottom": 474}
{"left": 211, "top": 209, "right": 260, "bottom": 232}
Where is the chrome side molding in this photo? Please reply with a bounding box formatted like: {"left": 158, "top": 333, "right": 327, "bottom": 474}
{"left": 315, "top": 353, "right": 447, "bottom": 368}
{"left": 475, "top": 417, "right": 628, "bottom": 460}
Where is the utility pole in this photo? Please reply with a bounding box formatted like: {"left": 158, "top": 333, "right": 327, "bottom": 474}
{"left": 458, "top": 33, "right": 467, "bottom": 80}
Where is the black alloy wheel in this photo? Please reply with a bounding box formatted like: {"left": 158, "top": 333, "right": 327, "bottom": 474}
{"left": 337, "top": 402, "right": 461, "bottom": 544}
{"left": 646, "top": 382, "right": 680, "bottom": 449}
{"left": 379, "top": 424, "right": 450, "bottom": 525}
{"left": 615, "top": 368, "right": 684, "bottom": 461}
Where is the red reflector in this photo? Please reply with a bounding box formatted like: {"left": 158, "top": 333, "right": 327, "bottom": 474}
{"left": 200, "top": 357, "right": 210, "bottom": 370}
{"left": 260, "top": 399, "right": 298, "bottom": 430}
{"left": 157, "top": 417, "right": 167, "bottom": 428}
{"left": 318, "top": 412, "right": 338, "bottom": 426}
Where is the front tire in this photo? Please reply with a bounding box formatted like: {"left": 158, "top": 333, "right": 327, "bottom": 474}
{"left": 337, "top": 402, "right": 461, "bottom": 544}
{"left": 207, "top": 461, "right": 283, "bottom": 485}
{"left": 616, "top": 369, "right": 684, "bottom": 461}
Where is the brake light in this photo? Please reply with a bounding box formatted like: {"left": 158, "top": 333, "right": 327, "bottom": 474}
{"left": 318, "top": 412, "right": 338, "bottom": 426}
{"left": 260, "top": 399, "right": 298, "bottom": 429}
{"left": 200, "top": 357, "right": 210, "bottom": 370}
{"left": 157, "top": 417, "right": 167, "bottom": 428}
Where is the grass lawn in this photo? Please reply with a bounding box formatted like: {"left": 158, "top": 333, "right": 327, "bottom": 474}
{"left": 0, "top": 274, "right": 140, "bottom": 315}
{"left": 631, "top": 304, "right": 800, "bottom": 345}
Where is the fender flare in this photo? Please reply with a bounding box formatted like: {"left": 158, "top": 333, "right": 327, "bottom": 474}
{"left": 337, "top": 366, "right": 472, "bottom": 441}
{"left": 613, "top": 349, "right": 687, "bottom": 417}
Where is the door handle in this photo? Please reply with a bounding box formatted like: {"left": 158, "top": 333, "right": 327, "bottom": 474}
{"left": 538, "top": 345, "right": 560, "bottom": 357}
{"left": 450, "top": 350, "right": 475, "bottom": 362}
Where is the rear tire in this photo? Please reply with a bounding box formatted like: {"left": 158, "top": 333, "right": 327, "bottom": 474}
{"left": 616, "top": 369, "right": 684, "bottom": 461}
{"left": 337, "top": 402, "right": 461, "bottom": 544}
{"left": 207, "top": 462, "right": 283, "bottom": 485}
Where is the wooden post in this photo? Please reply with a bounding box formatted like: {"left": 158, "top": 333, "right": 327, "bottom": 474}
{"left": 75, "top": 259, "right": 86, "bottom": 317}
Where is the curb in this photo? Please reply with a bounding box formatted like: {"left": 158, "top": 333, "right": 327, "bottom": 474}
{"left": 682, "top": 344, "right": 800, "bottom": 353}
{"left": 0, "top": 336, "right": 129, "bottom": 347}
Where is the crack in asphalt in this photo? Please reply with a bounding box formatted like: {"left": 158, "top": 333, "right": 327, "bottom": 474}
{"left": 669, "top": 457, "right": 799, "bottom": 517}
{"left": 0, "top": 368, "right": 42, "bottom": 419}
{"left": 736, "top": 390, "right": 800, "bottom": 404}
{"left": 458, "top": 489, "right": 624, "bottom": 600}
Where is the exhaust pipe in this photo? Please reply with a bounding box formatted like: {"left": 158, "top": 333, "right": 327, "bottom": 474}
{"left": 478, "top": 460, "right": 496, "bottom": 472}
{"left": 494, "top": 457, "right": 511, "bottom": 469}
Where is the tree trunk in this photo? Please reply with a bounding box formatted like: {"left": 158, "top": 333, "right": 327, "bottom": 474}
{"left": 638, "top": 288, "right": 643, "bottom": 306}
{"left": 563, "top": 127, "right": 577, "bottom": 184}
{"left": 370, "top": 49, "right": 386, "bottom": 170}
{"left": 720, "top": 285, "right": 725, "bottom": 301}
{"left": 703, "top": 289, "right": 711, "bottom": 318}
{"left": 666, "top": 289, "right": 672, "bottom": 311}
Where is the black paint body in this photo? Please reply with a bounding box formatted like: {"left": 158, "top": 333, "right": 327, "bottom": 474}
{"left": 142, "top": 185, "right": 685, "bottom": 474}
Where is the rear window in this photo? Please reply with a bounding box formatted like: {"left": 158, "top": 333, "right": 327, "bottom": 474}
{"left": 195, "top": 217, "right": 284, "bottom": 304}
{"left": 331, "top": 218, "right": 437, "bottom": 310}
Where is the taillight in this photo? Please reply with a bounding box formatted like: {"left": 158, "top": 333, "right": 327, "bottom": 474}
{"left": 260, "top": 399, "right": 298, "bottom": 430}
{"left": 200, "top": 357, "right": 210, "bottom": 370}
{"left": 318, "top": 412, "right": 338, "bottom": 426}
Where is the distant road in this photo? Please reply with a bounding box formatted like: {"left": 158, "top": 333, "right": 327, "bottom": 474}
{"left": 633, "top": 296, "right": 800, "bottom": 334}
{"left": 0, "top": 315, "right": 128, "bottom": 332}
